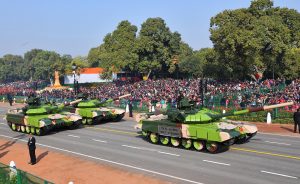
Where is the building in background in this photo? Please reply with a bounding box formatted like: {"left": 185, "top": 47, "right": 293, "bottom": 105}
{"left": 64, "top": 68, "right": 117, "bottom": 84}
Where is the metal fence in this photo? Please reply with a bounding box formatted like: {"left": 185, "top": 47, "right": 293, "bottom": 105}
{"left": 0, "top": 163, "right": 54, "bottom": 184}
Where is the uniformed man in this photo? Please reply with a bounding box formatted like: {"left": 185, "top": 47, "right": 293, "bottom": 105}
{"left": 7, "top": 93, "right": 13, "bottom": 106}
{"left": 294, "top": 108, "right": 300, "bottom": 133}
{"left": 27, "top": 133, "right": 36, "bottom": 165}
{"left": 176, "top": 92, "right": 184, "bottom": 109}
{"left": 128, "top": 98, "right": 133, "bottom": 117}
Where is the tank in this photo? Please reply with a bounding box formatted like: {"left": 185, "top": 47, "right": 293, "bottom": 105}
{"left": 135, "top": 98, "right": 294, "bottom": 153}
{"left": 73, "top": 94, "right": 131, "bottom": 125}
{"left": 6, "top": 97, "right": 83, "bottom": 135}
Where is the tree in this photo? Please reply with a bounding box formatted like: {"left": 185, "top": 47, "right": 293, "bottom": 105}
{"left": 0, "top": 54, "right": 24, "bottom": 82}
{"left": 136, "top": 18, "right": 183, "bottom": 77}
{"left": 179, "top": 48, "right": 218, "bottom": 78}
{"left": 282, "top": 48, "right": 300, "bottom": 79}
{"left": 23, "top": 49, "right": 72, "bottom": 82}
{"left": 210, "top": 0, "right": 300, "bottom": 80}
{"left": 88, "top": 20, "right": 138, "bottom": 77}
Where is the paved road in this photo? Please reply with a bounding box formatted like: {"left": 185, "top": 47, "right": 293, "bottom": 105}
{"left": 0, "top": 106, "right": 299, "bottom": 184}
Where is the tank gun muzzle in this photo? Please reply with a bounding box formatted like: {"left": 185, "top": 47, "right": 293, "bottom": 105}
{"left": 112, "top": 94, "right": 131, "bottom": 101}
{"left": 64, "top": 99, "right": 83, "bottom": 106}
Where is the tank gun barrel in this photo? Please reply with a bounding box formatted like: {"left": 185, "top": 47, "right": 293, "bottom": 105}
{"left": 222, "top": 101, "right": 294, "bottom": 117}
{"left": 251, "top": 102, "right": 294, "bottom": 112}
{"left": 112, "top": 94, "right": 131, "bottom": 101}
{"left": 62, "top": 99, "right": 83, "bottom": 107}
{"left": 100, "top": 94, "right": 131, "bottom": 105}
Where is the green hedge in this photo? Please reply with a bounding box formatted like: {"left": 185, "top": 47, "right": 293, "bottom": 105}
{"left": 0, "top": 163, "right": 53, "bottom": 184}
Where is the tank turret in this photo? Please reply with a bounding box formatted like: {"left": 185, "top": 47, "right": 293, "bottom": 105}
{"left": 76, "top": 94, "right": 131, "bottom": 108}
{"left": 24, "top": 98, "right": 82, "bottom": 115}
{"left": 73, "top": 94, "right": 131, "bottom": 124}
{"left": 136, "top": 101, "right": 294, "bottom": 153}
{"left": 6, "top": 98, "right": 83, "bottom": 136}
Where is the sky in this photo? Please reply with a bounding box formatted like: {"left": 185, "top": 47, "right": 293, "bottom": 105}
{"left": 0, "top": 0, "right": 299, "bottom": 57}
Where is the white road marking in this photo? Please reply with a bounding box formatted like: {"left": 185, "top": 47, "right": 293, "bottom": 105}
{"left": 259, "top": 132, "right": 300, "bottom": 138}
{"left": 0, "top": 123, "right": 6, "bottom": 125}
{"left": 261, "top": 170, "right": 298, "bottom": 179}
{"left": 0, "top": 134, "right": 203, "bottom": 184}
{"left": 157, "top": 151, "right": 180, "bottom": 157}
{"left": 264, "top": 141, "right": 291, "bottom": 146}
{"left": 68, "top": 134, "right": 80, "bottom": 138}
{"left": 122, "top": 144, "right": 180, "bottom": 156}
{"left": 122, "top": 144, "right": 156, "bottom": 152}
{"left": 202, "top": 160, "right": 230, "bottom": 166}
{"left": 92, "top": 139, "right": 107, "bottom": 143}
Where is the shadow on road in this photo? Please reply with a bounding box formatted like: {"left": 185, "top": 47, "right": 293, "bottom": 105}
{"left": 0, "top": 150, "right": 9, "bottom": 158}
{"left": 0, "top": 134, "right": 27, "bottom": 151}
{"left": 280, "top": 126, "right": 294, "bottom": 133}
{"left": 37, "top": 151, "right": 49, "bottom": 163}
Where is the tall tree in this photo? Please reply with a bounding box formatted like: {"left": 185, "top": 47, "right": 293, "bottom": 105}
{"left": 23, "top": 49, "right": 71, "bottom": 82}
{"left": 0, "top": 54, "right": 24, "bottom": 82}
{"left": 210, "top": 0, "right": 300, "bottom": 80}
{"left": 88, "top": 20, "right": 138, "bottom": 78}
{"left": 179, "top": 48, "right": 218, "bottom": 78}
{"left": 136, "top": 18, "right": 183, "bottom": 77}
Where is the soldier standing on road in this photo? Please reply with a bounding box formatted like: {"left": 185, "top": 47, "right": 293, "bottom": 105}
{"left": 294, "top": 108, "right": 300, "bottom": 133}
{"left": 7, "top": 93, "right": 13, "bottom": 106}
{"left": 27, "top": 133, "right": 36, "bottom": 165}
{"left": 128, "top": 98, "right": 133, "bottom": 117}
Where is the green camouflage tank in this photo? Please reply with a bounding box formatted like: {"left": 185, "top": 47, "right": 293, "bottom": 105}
{"left": 136, "top": 98, "right": 293, "bottom": 153}
{"left": 73, "top": 94, "right": 131, "bottom": 125}
{"left": 6, "top": 97, "right": 82, "bottom": 135}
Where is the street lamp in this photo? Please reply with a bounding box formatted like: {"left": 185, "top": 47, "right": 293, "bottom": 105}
{"left": 72, "top": 63, "right": 77, "bottom": 96}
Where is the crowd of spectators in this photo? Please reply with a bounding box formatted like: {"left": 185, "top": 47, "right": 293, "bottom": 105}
{"left": 0, "top": 78, "right": 299, "bottom": 110}
{"left": 0, "top": 80, "right": 46, "bottom": 97}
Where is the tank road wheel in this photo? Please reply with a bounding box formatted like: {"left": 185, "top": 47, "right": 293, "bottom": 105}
{"left": 149, "top": 133, "right": 159, "bottom": 144}
{"left": 159, "top": 136, "right": 170, "bottom": 145}
{"left": 35, "top": 128, "right": 41, "bottom": 135}
{"left": 82, "top": 118, "right": 87, "bottom": 125}
{"left": 181, "top": 139, "right": 192, "bottom": 149}
{"left": 170, "top": 137, "right": 180, "bottom": 147}
{"left": 206, "top": 142, "right": 219, "bottom": 153}
{"left": 87, "top": 118, "right": 93, "bottom": 125}
{"left": 30, "top": 127, "right": 36, "bottom": 135}
{"left": 16, "top": 125, "right": 21, "bottom": 132}
{"left": 25, "top": 126, "right": 31, "bottom": 134}
{"left": 35, "top": 128, "right": 45, "bottom": 136}
{"left": 193, "top": 140, "right": 204, "bottom": 151}
{"left": 21, "top": 126, "right": 26, "bottom": 133}
{"left": 11, "top": 123, "right": 16, "bottom": 131}
{"left": 141, "top": 131, "right": 148, "bottom": 137}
